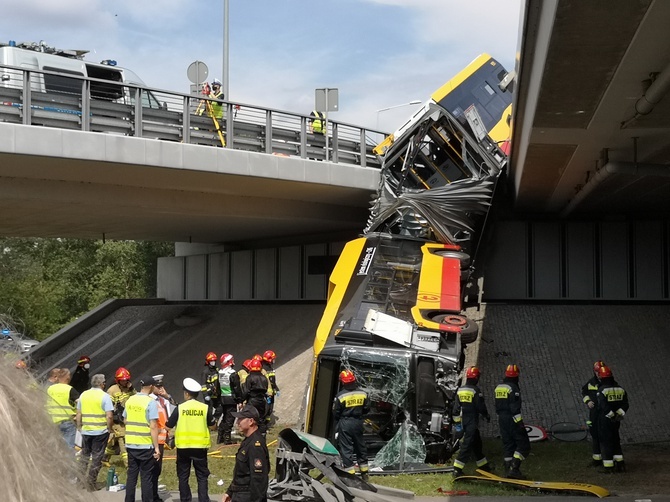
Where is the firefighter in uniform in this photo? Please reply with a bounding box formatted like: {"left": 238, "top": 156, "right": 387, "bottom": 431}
{"left": 218, "top": 353, "right": 240, "bottom": 444}
{"left": 332, "top": 369, "right": 370, "bottom": 481}
{"left": 238, "top": 359, "right": 252, "bottom": 392}
{"left": 201, "top": 352, "right": 222, "bottom": 422}
{"left": 123, "top": 376, "right": 160, "bottom": 502}
{"left": 596, "top": 365, "right": 629, "bottom": 473}
{"left": 105, "top": 367, "right": 136, "bottom": 466}
{"left": 452, "top": 366, "right": 492, "bottom": 476}
{"left": 223, "top": 404, "right": 270, "bottom": 502}
{"left": 70, "top": 355, "right": 91, "bottom": 394}
{"left": 494, "top": 364, "right": 530, "bottom": 479}
{"left": 581, "top": 360, "right": 605, "bottom": 466}
{"left": 167, "top": 377, "right": 215, "bottom": 502}
{"left": 244, "top": 359, "right": 269, "bottom": 435}
{"left": 261, "top": 350, "right": 279, "bottom": 427}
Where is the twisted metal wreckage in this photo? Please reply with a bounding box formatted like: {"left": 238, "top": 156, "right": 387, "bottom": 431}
{"left": 268, "top": 95, "right": 508, "bottom": 500}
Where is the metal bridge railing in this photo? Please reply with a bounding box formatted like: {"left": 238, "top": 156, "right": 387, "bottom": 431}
{"left": 0, "top": 64, "right": 386, "bottom": 169}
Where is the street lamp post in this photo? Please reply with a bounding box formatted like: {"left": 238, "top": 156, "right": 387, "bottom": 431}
{"left": 376, "top": 100, "right": 422, "bottom": 130}
{"left": 222, "top": 0, "right": 229, "bottom": 100}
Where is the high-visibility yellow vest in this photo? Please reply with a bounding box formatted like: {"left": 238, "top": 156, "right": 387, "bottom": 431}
{"left": 46, "top": 383, "right": 76, "bottom": 424}
{"left": 124, "top": 394, "right": 154, "bottom": 446}
{"left": 311, "top": 110, "right": 325, "bottom": 134}
{"left": 174, "top": 399, "right": 210, "bottom": 449}
{"left": 79, "top": 388, "right": 108, "bottom": 433}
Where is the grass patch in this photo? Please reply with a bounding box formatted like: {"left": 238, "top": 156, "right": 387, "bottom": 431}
{"left": 103, "top": 432, "right": 670, "bottom": 497}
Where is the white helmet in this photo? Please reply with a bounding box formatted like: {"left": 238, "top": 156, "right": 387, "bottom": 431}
{"left": 212, "top": 79, "right": 222, "bottom": 87}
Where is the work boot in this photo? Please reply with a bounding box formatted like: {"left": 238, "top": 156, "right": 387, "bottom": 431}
{"left": 452, "top": 467, "right": 463, "bottom": 478}
{"left": 360, "top": 471, "right": 370, "bottom": 482}
{"left": 615, "top": 461, "right": 626, "bottom": 473}
{"left": 503, "top": 460, "right": 512, "bottom": 477}
{"left": 216, "top": 432, "right": 225, "bottom": 444}
{"left": 599, "top": 465, "right": 615, "bottom": 474}
{"left": 223, "top": 432, "right": 234, "bottom": 445}
{"left": 507, "top": 458, "right": 525, "bottom": 480}
{"left": 478, "top": 462, "right": 494, "bottom": 473}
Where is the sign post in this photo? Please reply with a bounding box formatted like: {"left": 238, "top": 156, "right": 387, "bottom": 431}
{"left": 315, "top": 88, "right": 338, "bottom": 161}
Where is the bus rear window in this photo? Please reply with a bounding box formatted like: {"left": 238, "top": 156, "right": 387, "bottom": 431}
{"left": 42, "top": 66, "right": 83, "bottom": 96}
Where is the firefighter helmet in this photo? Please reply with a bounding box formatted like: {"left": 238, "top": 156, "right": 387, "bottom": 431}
{"left": 15, "top": 359, "right": 27, "bottom": 370}
{"left": 593, "top": 360, "right": 605, "bottom": 373}
{"left": 465, "top": 366, "right": 481, "bottom": 380}
{"left": 115, "top": 367, "right": 131, "bottom": 382}
{"left": 242, "top": 359, "right": 252, "bottom": 371}
{"left": 263, "top": 350, "right": 276, "bottom": 363}
{"left": 220, "top": 353, "right": 234, "bottom": 368}
{"left": 205, "top": 352, "right": 217, "bottom": 363}
{"left": 339, "top": 370, "right": 356, "bottom": 384}
{"left": 505, "top": 364, "right": 520, "bottom": 378}
{"left": 252, "top": 354, "right": 262, "bottom": 361}
{"left": 77, "top": 355, "right": 91, "bottom": 365}
{"left": 598, "top": 365, "right": 613, "bottom": 379}
{"left": 249, "top": 359, "right": 263, "bottom": 372}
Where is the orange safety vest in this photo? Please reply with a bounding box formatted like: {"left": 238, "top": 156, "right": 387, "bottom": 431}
{"left": 156, "top": 396, "right": 168, "bottom": 445}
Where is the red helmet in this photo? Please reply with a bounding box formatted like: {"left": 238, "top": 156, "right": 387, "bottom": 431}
{"left": 598, "top": 365, "right": 613, "bottom": 379}
{"left": 220, "top": 353, "right": 234, "bottom": 367}
{"left": 205, "top": 352, "right": 217, "bottom": 363}
{"left": 115, "top": 367, "right": 131, "bottom": 382}
{"left": 252, "top": 354, "right": 262, "bottom": 361}
{"left": 249, "top": 359, "right": 263, "bottom": 372}
{"left": 339, "top": 370, "right": 356, "bottom": 384}
{"left": 593, "top": 360, "right": 605, "bottom": 373}
{"left": 15, "top": 359, "right": 27, "bottom": 370}
{"left": 263, "top": 350, "right": 276, "bottom": 363}
{"left": 242, "top": 359, "right": 252, "bottom": 371}
{"left": 505, "top": 364, "right": 520, "bottom": 378}
{"left": 78, "top": 355, "right": 91, "bottom": 365}
{"left": 465, "top": 366, "right": 481, "bottom": 380}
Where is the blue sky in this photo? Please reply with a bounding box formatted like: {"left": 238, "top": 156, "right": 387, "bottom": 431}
{"left": 2, "top": 0, "right": 522, "bottom": 130}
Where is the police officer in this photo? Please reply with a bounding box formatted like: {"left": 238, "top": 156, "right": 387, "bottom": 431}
{"left": 452, "top": 366, "right": 492, "bottom": 477}
{"left": 123, "top": 375, "right": 161, "bottom": 502}
{"left": 244, "top": 359, "right": 269, "bottom": 435}
{"left": 332, "top": 369, "right": 370, "bottom": 481}
{"left": 581, "top": 360, "right": 605, "bottom": 466}
{"left": 494, "top": 364, "right": 530, "bottom": 479}
{"left": 596, "top": 365, "right": 629, "bottom": 473}
{"left": 218, "top": 353, "right": 239, "bottom": 444}
{"left": 223, "top": 404, "right": 270, "bottom": 502}
{"left": 105, "top": 367, "right": 137, "bottom": 466}
{"left": 166, "top": 377, "right": 215, "bottom": 502}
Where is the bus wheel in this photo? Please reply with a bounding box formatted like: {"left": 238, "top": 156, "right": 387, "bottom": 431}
{"left": 433, "top": 314, "right": 467, "bottom": 327}
{"left": 459, "top": 319, "right": 479, "bottom": 345}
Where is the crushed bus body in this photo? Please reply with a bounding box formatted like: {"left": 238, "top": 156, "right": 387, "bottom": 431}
{"left": 303, "top": 55, "right": 512, "bottom": 469}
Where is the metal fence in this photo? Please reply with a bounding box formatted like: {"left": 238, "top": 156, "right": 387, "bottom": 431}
{"left": 0, "top": 63, "right": 385, "bottom": 168}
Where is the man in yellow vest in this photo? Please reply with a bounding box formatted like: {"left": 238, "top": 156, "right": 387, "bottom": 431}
{"left": 310, "top": 110, "right": 325, "bottom": 135}
{"left": 166, "top": 377, "right": 215, "bottom": 502}
{"left": 123, "top": 375, "right": 161, "bottom": 502}
{"left": 76, "top": 373, "right": 114, "bottom": 491}
{"left": 46, "top": 367, "right": 80, "bottom": 450}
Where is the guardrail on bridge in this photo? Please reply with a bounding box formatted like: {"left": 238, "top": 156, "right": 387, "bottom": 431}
{"left": 0, "top": 64, "right": 386, "bottom": 168}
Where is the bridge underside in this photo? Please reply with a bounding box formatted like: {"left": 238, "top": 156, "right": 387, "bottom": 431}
{"left": 0, "top": 124, "right": 378, "bottom": 246}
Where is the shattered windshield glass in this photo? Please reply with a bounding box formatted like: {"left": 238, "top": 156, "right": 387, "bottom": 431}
{"left": 371, "top": 418, "right": 426, "bottom": 469}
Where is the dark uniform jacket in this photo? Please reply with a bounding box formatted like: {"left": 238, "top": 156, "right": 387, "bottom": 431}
{"left": 244, "top": 372, "right": 269, "bottom": 401}
{"left": 581, "top": 376, "right": 600, "bottom": 407}
{"left": 70, "top": 366, "right": 90, "bottom": 395}
{"left": 227, "top": 429, "right": 269, "bottom": 502}
{"left": 453, "top": 382, "right": 490, "bottom": 425}
{"left": 201, "top": 366, "right": 221, "bottom": 403}
{"left": 333, "top": 386, "right": 370, "bottom": 421}
{"left": 596, "top": 378, "right": 629, "bottom": 421}
{"left": 495, "top": 378, "right": 523, "bottom": 423}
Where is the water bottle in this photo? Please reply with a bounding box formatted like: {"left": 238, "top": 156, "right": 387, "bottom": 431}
{"left": 113, "top": 471, "right": 119, "bottom": 485}
{"left": 106, "top": 466, "right": 115, "bottom": 490}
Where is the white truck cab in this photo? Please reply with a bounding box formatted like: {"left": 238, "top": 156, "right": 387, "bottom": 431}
{"left": 0, "top": 40, "right": 162, "bottom": 108}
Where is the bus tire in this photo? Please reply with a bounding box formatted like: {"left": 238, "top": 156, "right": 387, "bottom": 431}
{"left": 459, "top": 319, "right": 479, "bottom": 345}
{"left": 435, "top": 250, "right": 471, "bottom": 269}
